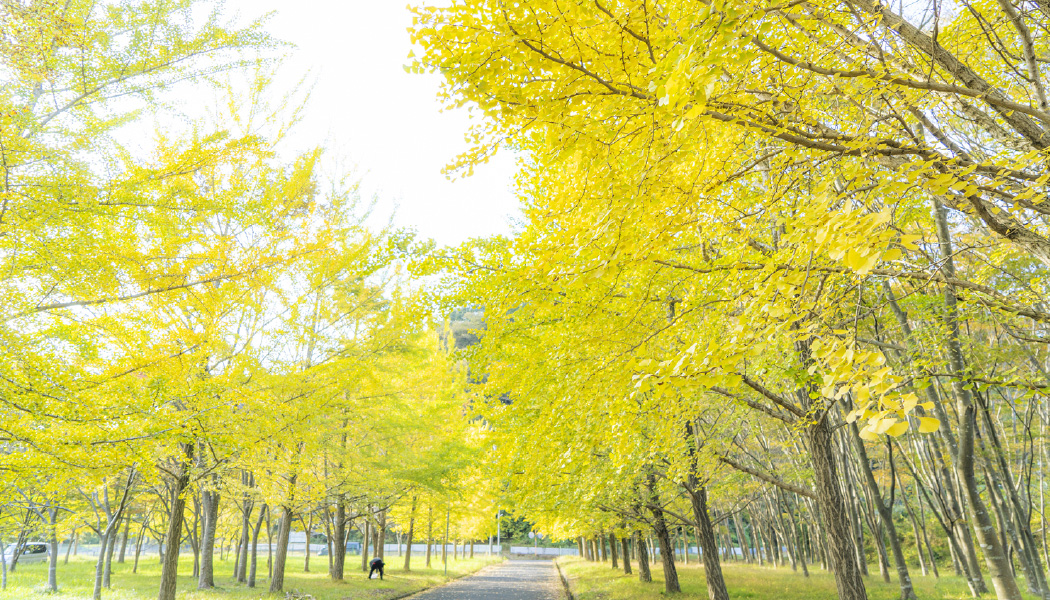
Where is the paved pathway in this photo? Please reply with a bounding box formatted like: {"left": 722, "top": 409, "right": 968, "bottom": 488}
{"left": 411, "top": 560, "right": 565, "bottom": 600}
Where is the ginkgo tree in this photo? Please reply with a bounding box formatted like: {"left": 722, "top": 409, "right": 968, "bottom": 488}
{"left": 413, "top": 1, "right": 1050, "bottom": 600}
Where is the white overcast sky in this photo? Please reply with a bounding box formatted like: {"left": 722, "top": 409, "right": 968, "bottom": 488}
{"left": 222, "top": 0, "right": 520, "bottom": 247}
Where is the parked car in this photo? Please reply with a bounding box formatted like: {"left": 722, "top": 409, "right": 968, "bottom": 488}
{"left": 2, "top": 542, "right": 49, "bottom": 567}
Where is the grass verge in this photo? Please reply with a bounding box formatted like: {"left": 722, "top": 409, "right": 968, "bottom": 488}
{"left": 556, "top": 556, "right": 1043, "bottom": 599}
{"left": 0, "top": 553, "right": 502, "bottom": 600}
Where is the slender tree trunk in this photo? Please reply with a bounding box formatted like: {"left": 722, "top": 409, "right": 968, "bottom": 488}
{"left": 426, "top": 507, "right": 433, "bottom": 568}
{"left": 62, "top": 530, "right": 75, "bottom": 566}
{"left": 158, "top": 443, "right": 192, "bottom": 600}
{"left": 332, "top": 499, "right": 347, "bottom": 580}
{"left": 378, "top": 511, "right": 386, "bottom": 560}
{"left": 791, "top": 331, "right": 868, "bottom": 600}
{"left": 198, "top": 489, "right": 219, "bottom": 589}
{"left": 115, "top": 514, "right": 130, "bottom": 564}
{"left": 103, "top": 526, "right": 118, "bottom": 588}
{"left": 133, "top": 519, "right": 146, "bottom": 574}
{"left": 646, "top": 475, "right": 681, "bottom": 594}
{"left": 324, "top": 509, "right": 334, "bottom": 575}
{"left": 442, "top": 513, "right": 449, "bottom": 567}
{"left": 46, "top": 510, "right": 58, "bottom": 593}
{"left": 691, "top": 485, "right": 729, "bottom": 600}
{"left": 621, "top": 534, "right": 632, "bottom": 575}
{"left": 730, "top": 516, "right": 749, "bottom": 565}
{"left": 266, "top": 510, "right": 273, "bottom": 580}
{"left": 932, "top": 198, "right": 1023, "bottom": 600}
{"left": 635, "top": 532, "right": 651, "bottom": 583}
{"left": 237, "top": 495, "right": 252, "bottom": 582}
{"left": 977, "top": 390, "right": 1050, "bottom": 599}
{"left": 269, "top": 505, "right": 294, "bottom": 593}
{"left": 248, "top": 504, "right": 266, "bottom": 588}
{"left": 92, "top": 531, "right": 108, "bottom": 600}
{"left": 897, "top": 472, "right": 932, "bottom": 577}
{"left": 361, "top": 518, "right": 370, "bottom": 572}
{"left": 304, "top": 513, "right": 313, "bottom": 573}
{"left": 782, "top": 491, "right": 809, "bottom": 577}
{"left": 405, "top": 497, "right": 417, "bottom": 571}
{"left": 849, "top": 423, "right": 916, "bottom": 599}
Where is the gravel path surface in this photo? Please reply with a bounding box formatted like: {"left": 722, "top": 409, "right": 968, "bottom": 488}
{"left": 410, "top": 560, "right": 565, "bottom": 600}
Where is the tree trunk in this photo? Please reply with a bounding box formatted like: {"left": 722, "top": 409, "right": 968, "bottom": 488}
{"left": 304, "top": 513, "right": 313, "bottom": 573}
{"left": 786, "top": 329, "right": 869, "bottom": 600}
{"left": 332, "top": 499, "right": 347, "bottom": 580}
{"left": 646, "top": 475, "right": 681, "bottom": 594}
{"left": 133, "top": 519, "right": 146, "bottom": 574}
{"left": 198, "top": 489, "right": 219, "bottom": 589}
{"left": 635, "top": 531, "right": 651, "bottom": 583}
{"left": 378, "top": 511, "right": 386, "bottom": 559}
{"left": 269, "top": 505, "right": 294, "bottom": 593}
{"left": 730, "top": 515, "right": 749, "bottom": 564}
{"left": 248, "top": 504, "right": 266, "bottom": 588}
{"left": 361, "top": 518, "right": 371, "bottom": 572}
{"left": 92, "top": 532, "right": 108, "bottom": 600}
{"left": 809, "top": 413, "right": 869, "bottom": 600}
{"left": 266, "top": 510, "right": 273, "bottom": 580}
{"left": 188, "top": 495, "right": 200, "bottom": 579}
{"left": 609, "top": 532, "right": 619, "bottom": 569}
{"left": 932, "top": 198, "right": 1024, "bottom": 600}
{"left": 897, "top": 474, "right": 931, "bottom": 577}
{"left": 103, "top": 525, "right": 118, "bottom": 588}
{"left": 46, "top": 510, "right": 58, "bottom": 593}
{"left": 849, "top": 423, "right": 916, "bottom": 599}
{"left": 690, "top": 485, "right": 729, "bottom": 600}
{"left": 426, "top": 507, "right": 433, "bottom": 568}
{"left": 977, "top": 390, "right": 1050, "bottom": 599}
{"left": 324, "top": 508, "right": 333, "bottom": 575}
{"left": 237, "top": 494, "right": 252, "bottom": 582}
{"left": 158, "top": 443, "right": 192, "bottom": 600}
{"left": 64, "top": 527, "right": 75, "bottom": 567}
{"left": 405, "top": 497, "right": 417, "bottom": 571}
{"left": 118, "top": 514, "right": 131, "bottom": 564}
{"left": 621, "top": 534, "right": 632, "bottom": 575}
{"left": 442, "top": 512, "right": 449, "bottom": 567}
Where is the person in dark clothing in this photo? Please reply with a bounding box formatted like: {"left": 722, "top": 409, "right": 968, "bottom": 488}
{"left": 368, "top": 557, "right": 385, "bottom": 580}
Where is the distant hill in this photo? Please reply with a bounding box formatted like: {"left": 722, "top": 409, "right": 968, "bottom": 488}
{"left": 448, "top": 307, "right": 485, "bottom": 349}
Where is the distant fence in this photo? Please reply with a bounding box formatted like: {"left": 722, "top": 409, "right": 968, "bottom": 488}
{"left": 52, "top": 541, "right": 581, "bottom": 558}
{"left": 509, "top": 546, "right": 578, "bottom": 556}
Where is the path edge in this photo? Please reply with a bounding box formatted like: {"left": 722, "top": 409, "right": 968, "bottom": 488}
{"left": 397, "top": 560, "right": 504, "bottom": 600}
{"left": 555, "top": 558, "right": 576, "bottom": 600}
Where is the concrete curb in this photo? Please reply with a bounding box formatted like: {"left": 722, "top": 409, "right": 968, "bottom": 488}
{"left": 554, "top": 559, "right": 576, "bottom": 600}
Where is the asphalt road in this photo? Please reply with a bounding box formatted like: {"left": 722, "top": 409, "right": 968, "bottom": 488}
{"left": 411, "top": 560, "right": 565, "bottom": 600}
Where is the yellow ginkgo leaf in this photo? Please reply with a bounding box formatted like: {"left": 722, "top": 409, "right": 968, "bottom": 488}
{"left": 859, "top": 426, "right": 880, "bottom": 441}
{"left": 918, "top": 417, "right": 941, "bottom": 433}
{"left": 886, "top": 421, "right": 909, "bottom": 437}
{"left": 871, "top": 417, "right": 895, "bottom": 434}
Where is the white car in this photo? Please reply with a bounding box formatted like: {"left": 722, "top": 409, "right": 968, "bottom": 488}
{"left": 2, "top": 542, "right": 49, "bottom": 567}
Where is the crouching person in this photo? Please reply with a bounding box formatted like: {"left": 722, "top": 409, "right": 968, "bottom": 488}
{"left": 368, "top": 556, "right": 385, "bottom": 580}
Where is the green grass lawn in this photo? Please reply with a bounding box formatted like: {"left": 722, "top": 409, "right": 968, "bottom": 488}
{"left": 1, "top": 552, "right": 502, "bottom": 600}
{"left": 557, "top": 556, "right": 1043, "bottom": 600}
